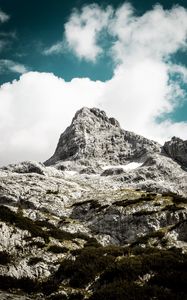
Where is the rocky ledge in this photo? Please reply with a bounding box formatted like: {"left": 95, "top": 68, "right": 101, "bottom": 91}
{"left": 163, "top": 136, "right": 187, "bottom": 168}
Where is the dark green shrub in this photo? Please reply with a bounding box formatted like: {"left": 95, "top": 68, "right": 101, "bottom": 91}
{"left": 99, "top": 256, "right": 145, "bottom": 285}
{"left": 47, "top": 245, "right": 68, "bottom": 254}
{"left": 90, "top": 281, "right": 151, "bottom": 300}
{"left": 48, "top": 228, "right": 75, "bottom": 240}
{"left": 68, "top": 293, "right": 84, "bottom": 300}
{"left": 114, "top": 195, "right": 154, "bottom": 208}
{"left": 102, "top": 245, "right": 128, "bottom": 257}
{"left": 133, "top": 210, "right": 158, "bottom": 217}
{"left": 46, "top": 189, "right": 59, "bottom": 195}
{"left": 0, "top": 205, "right": 49, "bottom": 242}
{"left": 149, "top": 270, "right": 187, "bottom": 292}
{"left": 48, "top": 227, "right": 93, "bottom": 243}
{"left": 72, "top": 199, "right": 101, "bottom": 210}
{"left": 35, "top": 220, "right": 56, "bottom": 229}
{"left": 0, "top": 251, "right": 11, "bottom": 265}
{"left": 161, "top": 204, "right": 184, "bottom": 212}
{"left": 29, "top": 241, "right": 45, "bottom": 248}
{"left": 41, "top": 278, "right": 60, "bottom": 295}
{"left": 84, "top": 237, "right": 101, "bottom": 248}
{"left": 50, "top": 294, "right": 67, "bottom": 300}
{"left": 54, "top": 246, "right": 116, "bottom": 288}
{"left": 90, "top": 281, "right": 182, "bottom": 300}
{"left": 130, "top": 230, "right": 165, "bottom": 247}
{"left": 162, "top": 192, "right": 187, "bottom": 204}
{"left": 28, "top": 256, "right": 43, "bottom": 266}
{"left": 0, "top": 275, "right": 39, "bottom": 293}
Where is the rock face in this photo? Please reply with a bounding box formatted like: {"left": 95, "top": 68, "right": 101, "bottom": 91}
{"left": 2, "top": 161, "right": 46, "bottom": 175}
{"left": 45, "top": 107, "right": 160, "bottom": 167}
{"left": 43, "top": 107, "right": 187, "bottom": 197}
{"left": 163, "top": 136, "right": 187, "bottom": 168}
{"left": 0, "top": 107, "right": 187, "bottom": 299}
{"left": 0, "top": 166, "right": 187, "bottom": 299}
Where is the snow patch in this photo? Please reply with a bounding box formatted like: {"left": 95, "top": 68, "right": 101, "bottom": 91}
{"left": 63, "top": 170, "right": 78, "bottom": 176}
{"left": 102, "top": 162, "right": 143, "bottom": 171}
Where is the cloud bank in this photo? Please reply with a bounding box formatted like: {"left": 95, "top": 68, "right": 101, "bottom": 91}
{"left": 1, "top": 3, "right": 187, "bottom": 165}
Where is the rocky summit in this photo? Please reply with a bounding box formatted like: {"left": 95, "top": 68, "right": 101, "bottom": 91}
{"left": 0, "top": 107, "right": 187, "bottom": 300}
{"left": 45, "top": 107, "right": 160, "bottom": 168}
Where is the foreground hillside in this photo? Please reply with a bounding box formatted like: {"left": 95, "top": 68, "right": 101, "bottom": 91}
{"left": 0, "top": 163, "right": 187, "bottom": 299}
{"left": 0, "top": 107, "right": 187, "bottom": 299}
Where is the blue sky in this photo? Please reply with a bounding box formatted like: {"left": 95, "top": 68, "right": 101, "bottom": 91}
{"left": 0, "top": 0, "right": 187, "bottom": 165}
{"left": 1, "top": 0, "right": 187, "bottom": 86}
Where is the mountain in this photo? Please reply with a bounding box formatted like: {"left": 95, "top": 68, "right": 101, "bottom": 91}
{"left": 45, "top": 107, "right": 160, "bottom": 167}
{"left": 44, "top": 107, "right": 187, "bottom": 196}
{"left": 0, "top": 107, "right": 187, "bottom": 300}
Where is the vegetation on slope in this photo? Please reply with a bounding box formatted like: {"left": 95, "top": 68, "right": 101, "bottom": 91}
{"left": 0, "top": 189, "right": 187, "bottom": 299}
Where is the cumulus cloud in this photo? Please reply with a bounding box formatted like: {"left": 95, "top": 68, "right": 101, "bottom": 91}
{"left": 64, "top": 4, "right": 112, "bottom": 61}
{"left": 1, "top": 3, "right": 187, "bottom": 165}
{"left": 62, "top": 3, "right": 187, "bottom": 140}
{"left": 0, "top": 9, "right": 10, "bottom": 23}
{"left": 0, "top": 59, "right": 28, "bottom": 74}
{"left": 109, "top": 4, "right": 187, "bottom": 63}
{"left": 0, "top": 72, "right": 104, "bottom": 165}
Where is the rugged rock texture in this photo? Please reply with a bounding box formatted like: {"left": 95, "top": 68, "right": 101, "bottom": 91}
{"left": 0, "top": 107, "right": 187, "bottom": 299}
{"left": 2, "top": 161, "right": 46, "bottom": 175}
{"left": 45, "top": 107, "right": 160, "bottom": 167}
{"left": 114, "top": 154, "right": 187, "bottom": 196}
{"left": 163, "top": 136, "right": 187, "bottom": 168}
{"left": 43, "top": 107, "right": 187, "bottom": 197}
{"left": 0, "top": 165, "right": 187, "bottom": 299}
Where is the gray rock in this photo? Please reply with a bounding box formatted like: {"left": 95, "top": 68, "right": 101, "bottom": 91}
{"left": 2, "top": 161, "right": 45, "bottom": 175}
{"left": 45, "top": 107, "right": 160, "bottom": 167}
{"left": 43, "top": 107, "right": 187, "bottom": 196}
{"left": 79, "top": 166, "right": 97, "bottom": 174}
{"left": 101, "top": 167, "right": 125, "bottom": 176}
{"left": 163, "top": 136, "right": 187, "bottom": 168}
{"left": 0, "top": 107, "right": 187, "bottom": 298}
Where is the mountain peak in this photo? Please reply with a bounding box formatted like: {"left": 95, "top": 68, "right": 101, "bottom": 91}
{"left": 44, "top": 107, "right": 160, "bottom": 167}
{"left": 72, "top": 107, "right": 120, "bottom": 128}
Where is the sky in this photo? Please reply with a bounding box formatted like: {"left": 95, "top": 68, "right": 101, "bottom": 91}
{"left": 0, "top": 0, "right": 187, "bottom": 166}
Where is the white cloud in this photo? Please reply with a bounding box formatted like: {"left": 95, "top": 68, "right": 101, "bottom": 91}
{"left": 0, "top": 59, "right": 28, "bottom": 74}
{"left": 0, "top": 63, "right": 187, "bottom": 166}
{"left": 170, "top": 64, "right": 187, "bottom": 83}
{"left": 0, "top": 9, "right": 10, "bottom": 23}
{"left": 1, "top": 3, "right": 187, "bottom": 165}
{"left": 44, "top": 3, "right": 113, "bottom": 60}
{"left": 109, "top": 4, "right": 187, "bottom": 64}
{"left": 64, "top": 4, "right": 112, "bottom": 61}
{"left": 0, "top": 72, "right": 104, "bottom": 165}
{"left": 63, "top": 3, "right": 187, "bottom": 63}
{"left": 100, "top": 60, "right": 187, "bottom": 142}
{"left": 43, "top": 41, "right": 64, "bottom": 55}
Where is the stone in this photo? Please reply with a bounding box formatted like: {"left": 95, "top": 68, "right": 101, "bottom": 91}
{"left": 101, "top": 167, "right": 125, "bottom": 176}
{"left": 2, "top": 161, "right": 45, "bottom": 175}
{"left": 163, "top": 136, "right": 187, "bottom": 168}
{"left": 45, "top": 107, "right": 160, "bottom": 167}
